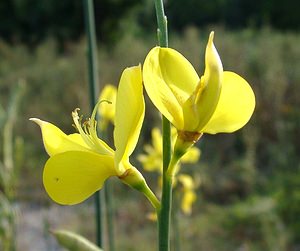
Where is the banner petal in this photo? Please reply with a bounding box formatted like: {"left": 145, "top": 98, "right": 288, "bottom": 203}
{"left": 114, "top": 65, "right": 145, "bottom": 171}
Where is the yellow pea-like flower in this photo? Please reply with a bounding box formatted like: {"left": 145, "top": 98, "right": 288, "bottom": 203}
{"left": 31, "top": 66, "right": 158, "bottom": 207}
{"left": 143, "top": 32, "right": 255, "bottom": 137}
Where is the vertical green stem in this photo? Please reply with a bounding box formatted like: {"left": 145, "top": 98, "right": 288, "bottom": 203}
{"left": 158, "top": 117, "right": 172, "bottom": 251}
{"left": 104, "top": 180, "right": 115, "bottom": 251}
{"left": 83, "top": 0, "right": 99, "bottom": 106}
{"left": 154, "top": 0, "right": 168, "bottom": 47}
{"left": 101, "top": 129, "right": 116, "bottom": 251}
{"left": 172, "top": 192, "right": 181, "bottom": 251}
{"left": 159, "top": 172, "right": 173, "bottom": 251}
{"left": 82, "top": 0, "right": 102, "bottom": 248}
{"left": 153, "top": 1, "right": 171, "bottom": 250}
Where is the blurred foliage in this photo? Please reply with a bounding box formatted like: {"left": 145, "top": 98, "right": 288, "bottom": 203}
{"left": 1, "top": 27, "right": 300, "bottom": 249}
{"left": 0, "top": 0, "right": 140, "bottom": 46}
{"left": 183, "top": 197, "right": 289, "bottom": 251}
{"left": 0, "top": 80, "right": 25, "bottom": 251}
{"left": 165, "top": 0, "right": 300, "bottom": 31}
{"left": 0, "top": 193, "right": 16, "bottom": 251}
{"left": 0, "top": 0, "right": 299, "bottom": 46}
{"left": 275, "top": 169, "right": 300, "bottom": 244}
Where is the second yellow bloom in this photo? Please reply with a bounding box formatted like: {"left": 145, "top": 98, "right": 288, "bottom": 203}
{"left": 143, "top": 32, "right": 255, "bottom": 135}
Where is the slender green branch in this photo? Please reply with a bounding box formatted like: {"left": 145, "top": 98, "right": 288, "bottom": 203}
{"left": 153, "top": 1, "right": 172, "bottom": 251}
{"left": 166, "top": 154, "right": 181, "bottom": 178}
{"left": 83, "top": 0, "right": 99, "bottom": 106}
{"left": 104, "top": 180, "right": 115, "bottom": 251}
{"left": 172, "top": 192, "right": 181, "bottom": 251}
{"left": 142, "top": 183, "right": 161, "bottom": 210}
{"left": 83, "top": 0, "right": 102, "bottom": 248}
{"left": 102, "top": 128, "right": 116, "bottom": 251}
{"left": 158, "top": 172, "right": 173, "bottom": 251}
{"left": 154, "top": 0, "right": 168, "bottom": 47}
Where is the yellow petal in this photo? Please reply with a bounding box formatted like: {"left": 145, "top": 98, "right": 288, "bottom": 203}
{"left": 181, "top": 190, "right": 197, "bottom": 215}
{"left": 138, "top": 152, "right": 162, "bottom": 173}
{"left": 181, "top": 147, "right": 201, "bottom": 164}
{"left": 67, "top": 133, "right": 89, "bottom": 147}
{"left": 30, "top": 118, "right": 91, "bottom": 156}
{"left": 114, "top": 65, "right": 144, "bottom": 171}
{"left": 183, "top": 32, "right": 223, "bottom": 131}
{"left": 178, "top": 174, "right": 195, "bottom": 190}
{"left": 68, "top": 132, "right": 114, "bottom": 156}
{"left": 146, "top": 212, "right": 157, "bottom": 222}
{"left": 202, "top": 71, "right": 255, "bottom": 134}
{"left": 152, "top": 127, "right": 163, "bottom": 154}
{"left": 43, "top": 151, "right": 116, "bottom": 205}
{"left": 98, "top": 84, "right": 117, "bottom": 129}
{"left": 143, "top": 47, "right": 200, "bottom": 129}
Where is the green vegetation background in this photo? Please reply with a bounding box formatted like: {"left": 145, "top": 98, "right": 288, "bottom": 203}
{"left": 0, "top": 1, "right": 300, "bottom": 250}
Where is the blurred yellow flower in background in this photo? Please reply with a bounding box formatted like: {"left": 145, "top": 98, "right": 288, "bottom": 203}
{"left": 138, "top": 127, "right": 200, "bottom": 173}
{"left": 138, "top": 127, "right": 200, "bottom": 215}
{"left": 177, "top": 174, "right": 198, "bottom": 215}
{"left": 97, "top": 84, "right": 117, "bottom": 131}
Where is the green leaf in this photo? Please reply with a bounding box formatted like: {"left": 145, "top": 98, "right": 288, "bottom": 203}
{"left": 52, "top": 229, "right": 103, "bottom": 251}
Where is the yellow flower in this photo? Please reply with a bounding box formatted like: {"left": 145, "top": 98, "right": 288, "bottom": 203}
{"left": 138, "top": 127, "right": 200, "bottom": 173}
{"left": 177, "top": 174, "right": 198, "bottom": 215}
{"left": 30, "top": 66, "right": 156, "bottom": 206}
{"left": 97, "top": 84, "right": 117, "bottom": 131}
{"left": 143, "top": 31, "right": 255, "bottom": 136}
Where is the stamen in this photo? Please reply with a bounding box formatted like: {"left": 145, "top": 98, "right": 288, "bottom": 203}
{"left": 72, "top": 108, "right": 95, "bottom": 149}
{"left": 71, "top": 101, "right": 114, "bottom": 155}
{"left": 90, "top": 100, "right": 112, "bottom": 151}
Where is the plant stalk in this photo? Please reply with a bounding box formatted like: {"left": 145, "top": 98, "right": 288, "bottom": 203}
{"left": 172, "top": 192, "right": 181, "bottom": 251}
{"left": 153, "top": 0, "right": 172, "bottom": 250}
{"left": 83, "top": 0, "right": 103, "bottom": 248}
{"left": 154, "top": 0, "right": 168, "bottom": 47}
{"left": 104, "top": 180, "right": 115, "bottom": 251}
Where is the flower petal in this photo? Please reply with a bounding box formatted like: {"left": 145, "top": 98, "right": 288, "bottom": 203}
{"left": 30, "top": 118, "right": 91, "bottom": 156}
{"left": 202, "top": 71, "right": 256, "bottom": 134}
{"left": 181, "top": 147, "right": 201, "bottom": 164}
{"left": 67, "top": 133, "right": 89, "bottom": 147}
{"left": 181, "top": 190, "right": 197, "bottom": 215}
{"left": 183, "top": 32, "right": 223, "bottom": 131}
{"left": 43, "top": 151, "right": 116, "bottom": 205}
{"left": 152, "top": 127, "right": 163, "bottom": 154}
{"left": 143, "top": 47, "right": 200, "bottom": 129}
{"left": 114, "top": 65, "right": 145, "bottom": 171}
{"left": 178, "top": 174, "right": 195, "bottom": 190}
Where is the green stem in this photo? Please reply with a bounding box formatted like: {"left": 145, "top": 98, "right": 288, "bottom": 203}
{"left": 153, "top": 1, "right": 171, "bottom": 251}
{"left": 104, "top": 180, "right": 115, "bottom": 251}
{"left": 99, "top": 126, "right": 115, "bottom": 251}
{"left": 83, "top": 0, "right": 99, "bottom": 106}
{"left": 102, "top": 128, "right": 116, "bottom": 251}
{"left": 83, "top": 0, "right": 102, "bottom": 248}
{"left": 166, "top": 155, "right": 180, "bottom": 178}
{"left": 154, "top": 0, "right": 168, "bottom": 47}
{"left": 94, "top": 193, "right": 103, "bottom": 248}
{"left": 142, "top": 182, "right": 161, "bottom": 210}
{"left": 158, "top": 117, "right": 172, "bottom": 251}
{"left": 172, "top": 192, "right": 181, "bottom": 251}
{"left": 158, "top": 171, "right": 173, "bottom": 251}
